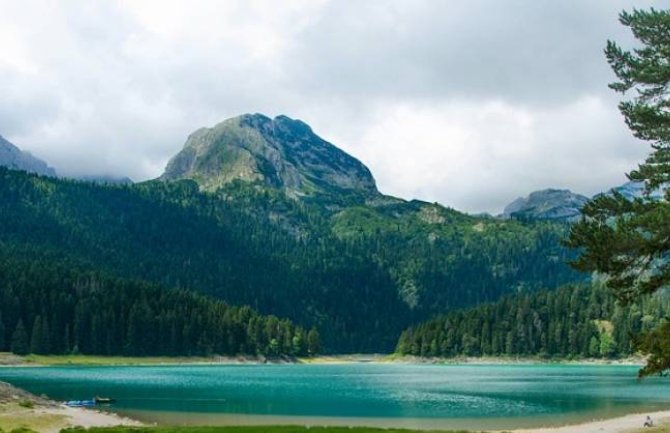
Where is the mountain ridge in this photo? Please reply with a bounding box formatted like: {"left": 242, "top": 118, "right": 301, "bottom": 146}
{"left": 502, "top": 181, "right": 668, "bottom": 222}
{"left": 0, "top": 135, "right": 56, "bottom": 177}
{"left": 501, "top": 188, "right": 589, "bottom": 222}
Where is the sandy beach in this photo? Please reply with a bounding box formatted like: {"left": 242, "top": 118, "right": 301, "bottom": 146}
{"left": 0, "top": 404, "right": 141, "bottom": 433}
{"left": 506, "top": 410, "right": 670, "bottom": 433}
{"left": 41, "top": 406, "right": 142, "bottom": 433}
{"left": 0, "top": 378, "right": 142, "bottom": 433}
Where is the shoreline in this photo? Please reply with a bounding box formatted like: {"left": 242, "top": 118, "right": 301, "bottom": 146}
{"left": 38, "top": 405, "right": 142, "bottom": 433}
{"left": 100, "top": 407, "right": 670, "bottom": 433}
{"left": 0, "top": 386, "right": 666, "bottom": 433}
{"left": 0, "top": 379, "right": 142, "bottom": 433}
{"left": 388, "top": 354, "right": 646, "bottom": 367}
{"left": 4, "top": 406, "right": 668, "bottom": 433}
{"left": 0, "top": 352, "right": 647, "bottom": 367}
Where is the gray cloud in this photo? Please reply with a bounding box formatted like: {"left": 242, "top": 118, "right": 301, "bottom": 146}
{"left": 0, "top": 0, "right": 664, "bottom": 212}
{"left": 286, "top": 0, "right": 651, "bottom": 104}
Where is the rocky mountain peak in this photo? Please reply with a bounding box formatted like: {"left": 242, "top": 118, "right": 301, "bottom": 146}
{"left": 160, "top": 114, "right": 378, "bottom": 198}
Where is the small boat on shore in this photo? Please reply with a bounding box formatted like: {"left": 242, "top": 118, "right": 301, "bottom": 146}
{"left": 64, "top": 396, "right": 116, "bottom": 407}
{"left": 64, "top": 399, "right": 96, "bottom": 407}
{"left": 94, "top": 396, "right": 116, "bottom": 404}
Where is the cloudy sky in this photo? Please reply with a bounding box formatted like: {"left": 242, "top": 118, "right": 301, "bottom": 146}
{"left": 0, "top": 0, "right": 664, "bottom": 213}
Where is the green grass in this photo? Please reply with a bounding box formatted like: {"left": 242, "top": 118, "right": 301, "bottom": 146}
{"left": 2, "top": 428, "right": 42, "bottom": 433}
{"left": 61, "top": 427, "right": 479, "bottom": 433}
{"left": 22, "top": 355, "right": 222, "bottom": 366}
{"left": 629, "top": 427, "right": 670, "bottom": 433}
{"left": 0, "top": 403, "right": 66, "bottom": 432}
{"left": 15, "top": 354, "right": 395, "bottom": 367}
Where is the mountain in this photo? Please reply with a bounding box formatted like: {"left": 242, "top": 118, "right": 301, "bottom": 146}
{"left": 0, "top": 114, "right": 584, "bottom": 353}
{"left": 161, "top": 114, "right": 378, "bottom": 199}
{"left": 501, "top": 189, "right": 589, "bottom": 221}
{"left": 503, "top": 180, "right": 668, "bottom": 223}
{"left": 0, "top": 135, "right": 56, "bottom": 177}
{"left": 604, "top": 180, "right": 666, "bottom": 201}
{"left": 78, "top": 175, "right": 133, "bottom": 185}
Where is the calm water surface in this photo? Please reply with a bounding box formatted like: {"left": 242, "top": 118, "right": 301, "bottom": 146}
{"left": 0, "top": 363, "right": 668, "bottom": 429}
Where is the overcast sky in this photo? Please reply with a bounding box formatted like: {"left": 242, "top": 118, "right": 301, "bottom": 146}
{"left": 0, "top": 0, "right": 665, "bottom": 213}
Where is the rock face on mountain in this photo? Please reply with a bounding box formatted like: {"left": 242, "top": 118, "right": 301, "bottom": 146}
{"left": 0, "top": 135, "right": 56, "bottom": 177}
{"left": 501, "top": 188, "right": 589, "bottom": 221}
{"left": 161, "top": 114, "right": 378, "bottom": 198}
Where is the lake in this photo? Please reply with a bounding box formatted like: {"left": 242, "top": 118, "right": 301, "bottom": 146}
{"left": 0, "top": 363, "right": 669, "bottom": 430}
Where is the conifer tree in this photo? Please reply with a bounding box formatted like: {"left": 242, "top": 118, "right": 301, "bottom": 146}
{"left": 395, "top": 284, "right": 670, "bottom": 361}
{"left": 569, "top": 9, "right": 670, "bottom": 301}
{"left": 0, "top": 314, "right": 5, "bottom": 351}
{"left": 63, "top": 325, "right": 71, "bottom": 354}
{"left": 11, "top": 320, "right": 29, "bottom": 356}
{"left": 308, "top": 328, "right": 321, "bottom": 356}
{"left": 567, "top": 8, "right": 670, "bottom": 376}
{"left": 28, "top": 316, "right": 52, "bottom": 355}
{"left": 30, "top": 316, "right": 43, "bottom": 355}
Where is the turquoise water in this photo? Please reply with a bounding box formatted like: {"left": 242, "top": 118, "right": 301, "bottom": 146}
{"left": 0, "top": 363, "right": 669, "bottom": 428}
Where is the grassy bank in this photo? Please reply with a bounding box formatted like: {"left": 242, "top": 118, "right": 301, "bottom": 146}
{"left": 387, "top": 354, "right": 646, "bottom": 366}
{"left": 60, "top": 427, "right": 475, "bottom": 433}
{"left": 0, "top": 352, "right": 647, "bottom": 367}
{"left": 0, "top": 353, "right": 391, "bottom": 367}
{"left": 22, "top": 355, "right": 220, "bottom": 366}
{"left": 0, "top": 402, "right": 66, "bottom": 432}
{"left": 0, "top": 353, "right": 300, "bottom": 367}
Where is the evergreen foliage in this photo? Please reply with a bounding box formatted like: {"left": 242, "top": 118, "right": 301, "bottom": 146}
{"left": 29, "top": 316, "right": 50, "bottom": 355}
{"left": 396, "top": 284, "right": 670, "bottom": 359}
{"left": 0, "top": 314, "right": 5, "bottom": 351}
{"left": 567, "top": 8, "right": 670, "bottom": 376}
{"left": 308, "top": 327, "right": 320, "bottom": 356}
{"left": 0, "top": 168, "right": 582, "bottom": 352}
{"left": 10, "top": 320, "right": 29, "bottom": 356}
{"left": 0, "top": 258, "right": 316, "bottom": 357}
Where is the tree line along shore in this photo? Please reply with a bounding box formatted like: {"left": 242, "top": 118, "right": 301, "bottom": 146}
{"left": 1, "top": 276, "right": 665, "bottom": 367}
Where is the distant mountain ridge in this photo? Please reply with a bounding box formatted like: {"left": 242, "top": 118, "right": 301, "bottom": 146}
{"left": 501, "top": 189, "right": 589, "bottom": 222}
{"left": 161, "top": 114, "right": 378, "bottom": 199}
{"left": 0, "top": 135, "right": 56, "bottom": 177}
{"left": 602, "top": 180, "right": 666, "bottom": 201}
{"left": 0, "top": 135, "right": 137, "bottom": 186}
{"left": 501, "top": 181, "right": 668, "bottom": 222}
{"left": 78, "top": 175, "right": 133, "bottom": 185}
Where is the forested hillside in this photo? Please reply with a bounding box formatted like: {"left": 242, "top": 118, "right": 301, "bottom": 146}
{"left": 0, "top": 257, "right": 316, "bottom": 357}
{"left": 0, "top": 166, "right": 583, "bottom": 352}
{"left": 396, "top": 283, "right": 670, "bottom": 358}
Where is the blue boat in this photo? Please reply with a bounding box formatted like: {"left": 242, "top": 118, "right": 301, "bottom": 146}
{"left": 64, "top": 399, "right": 96, "bottom": 407}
